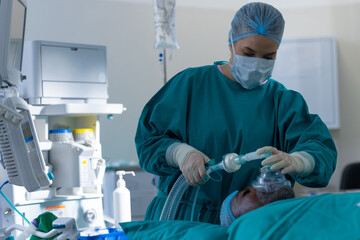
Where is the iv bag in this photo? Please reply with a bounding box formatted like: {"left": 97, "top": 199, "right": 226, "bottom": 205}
{"left": 153, "top": 0, "right": 179, "bottom": 49}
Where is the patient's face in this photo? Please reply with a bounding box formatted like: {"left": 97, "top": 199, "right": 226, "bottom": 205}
{"left": 230, "top": 186, "right": 266, "bottom": 218}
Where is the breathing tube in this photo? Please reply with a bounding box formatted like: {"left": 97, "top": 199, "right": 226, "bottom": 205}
{"left": 159, "top": 174, "right": 189, "bottom": 220}
{"left": 206, "top": 151, "right": 272, "bottom": 177}
{"left": 159, "top": 151, "right": 272, "bottom": 221}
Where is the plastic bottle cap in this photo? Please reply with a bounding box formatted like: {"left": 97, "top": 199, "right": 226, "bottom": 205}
{"left": 72, "top": 128, "right": 93, "bottom": 134}
{"left": 49, "top": 129, "right": 71, "bottom": 134}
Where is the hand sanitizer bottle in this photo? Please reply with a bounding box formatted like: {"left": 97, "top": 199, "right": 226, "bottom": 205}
{"left": 113, "top": 171, "right": 135, "bottom": 226}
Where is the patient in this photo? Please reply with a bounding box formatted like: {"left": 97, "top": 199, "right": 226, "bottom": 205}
{"left": 220, "top": 170, "right": 295, "bottom": 226}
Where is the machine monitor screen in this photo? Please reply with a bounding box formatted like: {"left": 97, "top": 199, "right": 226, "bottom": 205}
{"left": 10, "top": 0, "right": 26, "bottom": 72}
{"left": 0, "top": 0, "right": 26, "bottom": 87}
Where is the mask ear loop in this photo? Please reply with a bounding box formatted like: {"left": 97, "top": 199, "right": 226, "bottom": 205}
{"left": 229, "top": 32, "right": 236, "bottom": 68}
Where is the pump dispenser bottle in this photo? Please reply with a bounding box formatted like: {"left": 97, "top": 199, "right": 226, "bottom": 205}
{"left": 113, "top": 171, "right": 135, "bottom": 226}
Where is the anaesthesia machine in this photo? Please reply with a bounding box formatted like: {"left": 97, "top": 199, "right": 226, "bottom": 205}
{"left": 0, "top": 0, "right": 125, "bottom": 238}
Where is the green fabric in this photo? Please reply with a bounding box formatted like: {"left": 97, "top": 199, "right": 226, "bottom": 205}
{"left": 30, "top": 212, "right": 59, "bottom": 240}
{"left": 135, "top": 62, "right": 337, "bottom": 224}
{"left": 120, "top": 220, "right": 228, "bottom": 240}
{"left": 228, "top": 192, "right": 360, "bottom": 239}
{"left": 121, "top": 193, "right": 360, "bottom": 240}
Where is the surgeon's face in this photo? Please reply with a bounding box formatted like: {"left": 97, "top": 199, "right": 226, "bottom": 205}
{"left": 230, "top": 186, "right": 266, "bottom": 218}
{"left": 229, "top": 35, "right": 278, "bottom": 64}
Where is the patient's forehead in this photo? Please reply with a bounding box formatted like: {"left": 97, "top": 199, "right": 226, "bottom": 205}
{"left": 231, "top": 186, "right": 275, "bottom": 218}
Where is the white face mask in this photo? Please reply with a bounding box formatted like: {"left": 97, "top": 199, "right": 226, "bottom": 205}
{"left": 229, "top": 37, "right": 275, "bottom": 89}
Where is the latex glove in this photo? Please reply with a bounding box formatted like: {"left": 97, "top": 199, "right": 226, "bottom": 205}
{"left": 179, "top": 150, "right": 211, "bottom": 186}
{"left": 256, "top": 146, "right": 314, "bottom": 176}
{"left": 166, "top": 143, "right": 210, "bottom": 186}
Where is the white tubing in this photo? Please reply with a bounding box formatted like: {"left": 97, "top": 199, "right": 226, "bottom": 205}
{"left": 17, "top": 223, "right": 36, "bottom": 240}
{"left": 159, "top": 174, "right": 190, "bottom": 220}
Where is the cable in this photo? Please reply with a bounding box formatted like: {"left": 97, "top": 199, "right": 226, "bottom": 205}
{"left": 0, "top": 180, "right": 30, "bottom": 224}
{"left": 191, "top": 186, "right": 200, "bottom": 221}
{"left": 0, "top": 180, "right": 9, "bottom": 190}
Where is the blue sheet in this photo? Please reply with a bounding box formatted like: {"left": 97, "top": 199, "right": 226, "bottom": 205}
{"left": 120, "top": 192, "right": 360, "bottom": 240}
{"left": 228, "top": 192, "right": 360, "bottom": 239}
{"left": 120, "top": 220, "right": 227, "bottom": 240}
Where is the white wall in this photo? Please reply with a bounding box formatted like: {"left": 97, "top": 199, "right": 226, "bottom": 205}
{"left": 281, "top": 4, "right": 360, "bottom": 193}
{"left": 24, "top": 0, "right": 360, "bottom": 192}
{"left": 24, "top": 0, "right": 232, "bottom": 165}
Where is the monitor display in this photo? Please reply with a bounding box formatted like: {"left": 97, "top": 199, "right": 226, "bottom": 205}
{"left": 0, "top": 0, "right": 26, "bottom": 87}
{"left": 10, "top": 0, "right": 26, "bottom": 73}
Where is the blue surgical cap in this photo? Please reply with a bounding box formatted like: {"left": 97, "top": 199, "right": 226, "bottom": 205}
{"left": 228, "top": 2, "right": 285, "bottom": 46}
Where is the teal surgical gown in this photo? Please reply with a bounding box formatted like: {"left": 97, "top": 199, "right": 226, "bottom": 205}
{"left": 135, "top": 62, "right": 337, "bottom": 224}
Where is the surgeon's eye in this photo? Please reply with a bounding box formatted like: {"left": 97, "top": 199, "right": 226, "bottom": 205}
{"left": 263, "top": 53, "right": 276, "bottom": 60}
{"left": 243, "top": 51, "right": 254, "bottom": 57}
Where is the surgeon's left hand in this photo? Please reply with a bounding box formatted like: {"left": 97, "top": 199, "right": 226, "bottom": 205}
{"left": 256, "top": 146, "right": 314, "bottom": 176}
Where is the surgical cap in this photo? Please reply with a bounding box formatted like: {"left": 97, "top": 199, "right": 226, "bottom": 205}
{"left": 228, "top": 2, "right": 285, "bottom": 45}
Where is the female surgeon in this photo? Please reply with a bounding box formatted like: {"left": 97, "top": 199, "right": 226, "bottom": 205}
{"left": 135, "top": 2, "right": 337, "bottom": 224}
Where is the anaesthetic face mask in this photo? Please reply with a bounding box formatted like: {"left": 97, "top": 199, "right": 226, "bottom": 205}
{"left": 251, "top": 168, "right": 291, "bottom": 193}
{"left": 229, "top": 36, "right": 275, "bottom": 89}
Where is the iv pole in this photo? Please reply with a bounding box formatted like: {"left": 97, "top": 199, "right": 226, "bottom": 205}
{"left": 162, "top": 49, "right": 167, "bottom": 84}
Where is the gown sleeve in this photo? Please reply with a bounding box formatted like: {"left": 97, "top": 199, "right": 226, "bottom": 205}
{"left": 275, "top": 89, "right": 337, "bottom": 187}
{"left": 135, "top": 70, "right": 191, "bottom": 176}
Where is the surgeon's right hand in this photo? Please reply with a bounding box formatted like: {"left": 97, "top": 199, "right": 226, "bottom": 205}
{"left": 179, "top": 150, "right": 210, "bottom": 186}
{"left": 166, "top": 143, "right": 210, "bottom": 186}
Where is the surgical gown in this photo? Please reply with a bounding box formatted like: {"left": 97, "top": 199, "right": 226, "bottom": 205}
{"left": 135, "top": 62, "right": 337, "bottom": 224}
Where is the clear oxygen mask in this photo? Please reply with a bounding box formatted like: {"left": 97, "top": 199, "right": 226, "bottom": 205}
{"left": 251, "top": 167, "right": 291, "bottom": 193}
